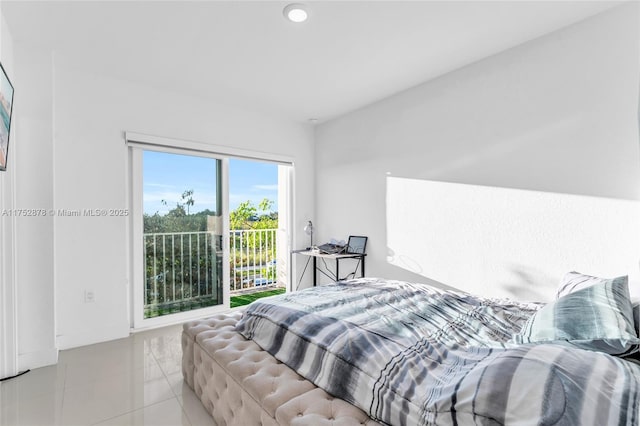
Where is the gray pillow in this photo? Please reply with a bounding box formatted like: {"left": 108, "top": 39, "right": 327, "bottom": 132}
{"left": 556, "top": 271, "right": 640, "bottom": 346}
{"left": 515, "top": 276, "right": 639, "bottom": 355}
{"left": 555, "top": 271, "right": 621, "bottom": 299}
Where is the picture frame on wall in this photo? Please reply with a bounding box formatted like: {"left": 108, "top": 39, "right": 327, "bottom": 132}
{"left": 0, "top": 61, "right": 14, "bottom": 172}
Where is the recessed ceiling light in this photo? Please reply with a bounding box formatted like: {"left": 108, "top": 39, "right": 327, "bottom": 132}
{"left": 283, "top": 3, "right": 308, "bottom": 23}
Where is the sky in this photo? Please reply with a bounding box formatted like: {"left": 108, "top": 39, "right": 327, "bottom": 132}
{"left": 143, "top": 151, "right": 278, "bottom": 215}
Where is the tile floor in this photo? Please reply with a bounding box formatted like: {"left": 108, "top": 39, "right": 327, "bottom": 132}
{"left": 0, "top": 324, "right": 216, "bottom": 426}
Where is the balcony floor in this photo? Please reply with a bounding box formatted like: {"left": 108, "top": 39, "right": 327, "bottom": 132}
{"left": 230, "top": 286, "right": 286, "bottom": 308}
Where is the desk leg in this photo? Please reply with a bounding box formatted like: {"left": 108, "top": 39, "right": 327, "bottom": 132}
{"left": 336, "top": 259, "right": 340, "bottom": 282}
{"left": 361, "top": 256, "right": 365, "bottom": 278}
{"left": 313, "top": 256, "right": 317, "bottom": 287}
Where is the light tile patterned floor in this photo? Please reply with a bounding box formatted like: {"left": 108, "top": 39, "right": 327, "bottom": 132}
{"left": 0, "top": 324, "right": 216, "bottom": 426}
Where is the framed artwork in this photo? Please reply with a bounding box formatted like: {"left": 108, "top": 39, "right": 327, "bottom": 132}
{"left": 0, "top": 61, "right": 14, "bottom": 171}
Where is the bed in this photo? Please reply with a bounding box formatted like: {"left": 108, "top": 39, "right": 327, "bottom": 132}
{"left": 182, "top": 275, "right": 640, "bottom": 425}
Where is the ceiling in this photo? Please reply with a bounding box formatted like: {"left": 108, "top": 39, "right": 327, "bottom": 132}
{"left": 1, "top": 1, "right": 622, "bottom": 123}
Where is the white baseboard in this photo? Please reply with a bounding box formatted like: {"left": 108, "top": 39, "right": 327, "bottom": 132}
{"left": 18, "top": 347, "right": 58, "bottom": 370}
{"left": 56, "top": 323, "right": 129, "bottom": 351}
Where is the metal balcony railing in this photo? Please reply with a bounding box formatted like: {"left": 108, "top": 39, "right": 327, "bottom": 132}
{"left": 143, "top": 228, "right": 277, "bottom": 318}
{"left": 230, "top": 228, "right": 277, "bottom": 292}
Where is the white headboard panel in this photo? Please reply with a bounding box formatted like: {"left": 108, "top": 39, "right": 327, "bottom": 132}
{"left": 386, "top": 177, "right": 640, "bottom": 302}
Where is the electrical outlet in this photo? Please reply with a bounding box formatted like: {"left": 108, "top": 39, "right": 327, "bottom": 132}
{"left": 84, "top": 289, "right": 95, "bottom": 303}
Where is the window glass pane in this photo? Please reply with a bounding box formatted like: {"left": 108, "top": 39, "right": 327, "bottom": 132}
{"left": 142, "top": 150, "right": 223, "bottom": 318}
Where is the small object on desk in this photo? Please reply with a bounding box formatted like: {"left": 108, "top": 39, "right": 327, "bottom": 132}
{"left": 317, "top": 242, "right": 346, "bottom": 254}
{"left": 304, "top": 221, "right": 314, "bottom": 247}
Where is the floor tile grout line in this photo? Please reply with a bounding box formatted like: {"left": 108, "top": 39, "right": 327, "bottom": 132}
{"left": 150, "top": 332, "right": 184, "bottom": 398}
{"left": 60, "top": 335, "right": 178, "bottom": 424}
{"left": 148, "top": 330, "right": 199, "bottom": 425}
{"left": 1, "top": 326, "right": 192, "bottom": 426}
{"left": 146, "top": 331, "right": 198, "bottom": 426}
{"left": 87, "top": 395, "right": 183, "bottom": 426}
{"left": 60, "top": 362, "right": 68, "bottom": 421}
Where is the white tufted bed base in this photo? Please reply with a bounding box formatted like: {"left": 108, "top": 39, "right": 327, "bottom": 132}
{"left": 182, "top": 311, "right": 382, "bottom": 426}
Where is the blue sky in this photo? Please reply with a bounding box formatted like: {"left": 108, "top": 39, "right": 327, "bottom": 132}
{"left": 143, "top": 151, "right": 278, "bottom": 215}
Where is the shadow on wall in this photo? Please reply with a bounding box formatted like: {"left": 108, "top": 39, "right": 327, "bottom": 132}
{"left": 384, "top": 247, "right": 458, "bottom": 292}
{"left": 501, "top": 264, "right": 557, "bottom": 302}
{"left": 386, "top": 247, "right": 556, "bottom": 301}
{"left": 384, "top": 247, "right": 458, "bottom": 291}
{"left": 386, "top": 177, "right": 640, "bottom": 302}
{"left": 386, "top": 247, "right": 422, "bottom": 275}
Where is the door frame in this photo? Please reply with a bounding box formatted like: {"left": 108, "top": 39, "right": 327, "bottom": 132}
{"left": 125, "top": 132, "right": 294, "bottom": 330}
{"left": 0, "top": 160, "right": 17, "bottom": 377}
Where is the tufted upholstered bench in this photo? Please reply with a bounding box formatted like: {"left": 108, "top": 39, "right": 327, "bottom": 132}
{"left": 182, "top": 311, "right": 382, "bottom": 426}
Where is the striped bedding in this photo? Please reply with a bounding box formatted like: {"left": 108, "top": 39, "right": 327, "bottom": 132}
{"left": 236, "top": 278, "right": 640, "bottom": 425}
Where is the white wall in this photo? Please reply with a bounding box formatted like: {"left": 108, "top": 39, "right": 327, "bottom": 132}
{"left": 7, "top": 48, "right": 314, "bottom": 359}
{"left": 387, "top": 178, "right": 640, "bottom": 302}
{"left": 314, "top": 4, "right": 640, "bottom": 300}
{"left": 50, "top": 55, "right": 315, "bottom": 349}
{"left": 13, "top": 45, "right": 56, "bottom": 368}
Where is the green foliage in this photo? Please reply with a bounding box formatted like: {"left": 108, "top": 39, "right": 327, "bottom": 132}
{"left": 143, "top": 191, "right": 279, "bottom": 314}
{"left": 145, "top": 192, "right": 277, "bottom": 233}
{"left": 230, "top": 198, "right": 277, "bottom": 230}
{"left": 144, "top": 231, "right": 222, "bottom": 319}
{"left": 228, "top": 199, "right": 278, "bottom": 279}
{"left": 145, "top": 295, "right": 221, "bottom": 318}
{"left": 144, "top": 189, "right": 217, "bottom": 233}
{"left": 144, "top": 209, "right": 217, "bottom": 233}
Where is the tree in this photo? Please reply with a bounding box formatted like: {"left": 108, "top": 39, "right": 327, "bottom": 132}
{"left": 230, "top": 200, "right": 256, "bottom": 230}
{"left": 230, "top": 198, "right": 277, "bottom": 230}
{"left": 229, "top": 199, "right": 278, "bottom": 280}
{"left": 181, "top": 189, "right": 194, "bottom": 215}
{"left": 143, "top": 191, "right": 278, "bottom": 233}
{"left": 144, "top": 189, "right": 213, "bottom": 233}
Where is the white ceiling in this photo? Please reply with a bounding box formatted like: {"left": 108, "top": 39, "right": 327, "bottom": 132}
{"left": 1, "top": 1, "right": 621, "bottom": 123}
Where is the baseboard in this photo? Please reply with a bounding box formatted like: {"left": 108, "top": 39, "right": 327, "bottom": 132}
{"left": 18, "top": 347, "right": 58, "bottom": 370}
{"left": 56, "top": 322, "right": 129, "bottom": 351}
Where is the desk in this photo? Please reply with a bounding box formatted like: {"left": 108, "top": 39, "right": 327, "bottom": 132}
{"left": 293, "top": 249, "right": 366, "bottom": 287}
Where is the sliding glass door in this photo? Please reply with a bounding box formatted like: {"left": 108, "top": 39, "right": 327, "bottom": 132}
{"left": 128, "top": 132, "right": 294, "bottom": 329}
{"left": 130, "top": 148, "right": 228, "bottom": 328}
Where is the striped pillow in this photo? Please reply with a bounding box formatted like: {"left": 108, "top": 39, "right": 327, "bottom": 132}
{"left": 555, "top": 271, "right": 621, "bottom": 299}
{"left": 516, "top": 276, "right": 639, "bottom": 355}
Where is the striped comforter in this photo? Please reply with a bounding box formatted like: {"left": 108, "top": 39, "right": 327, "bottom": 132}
{"left": 236, "top": 278, "right": 640, "bottom": 425}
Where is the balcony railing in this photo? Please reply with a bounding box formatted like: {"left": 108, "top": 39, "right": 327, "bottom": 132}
{"left": 230, "top": 228, "right": 277, "bottom": 292}
{"left": 144, "top": 228, "right": 278, "bottom": 318}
